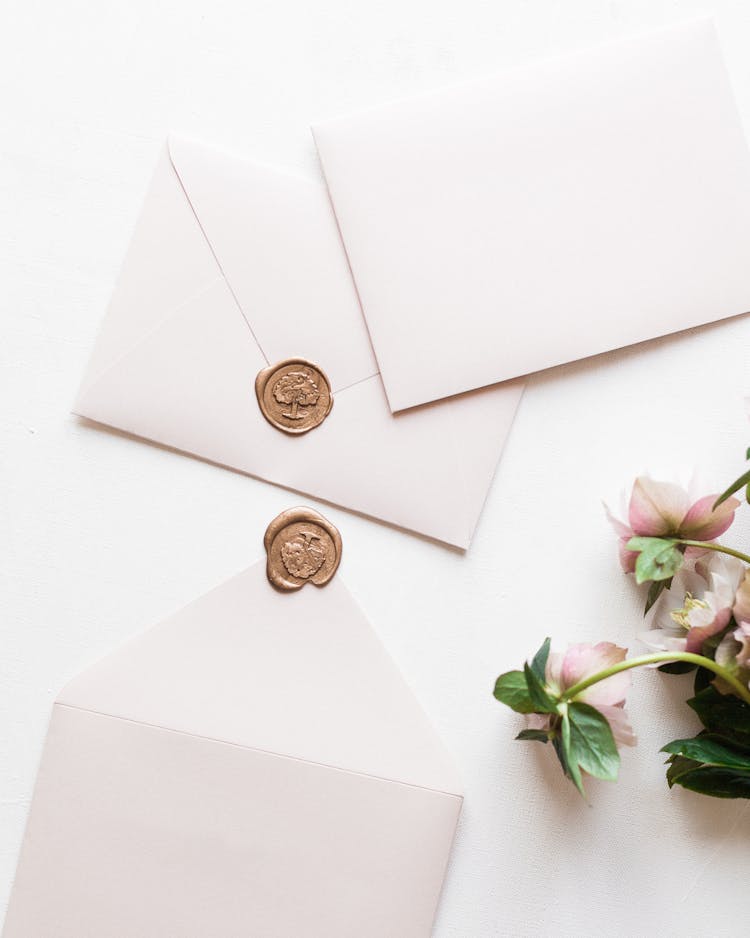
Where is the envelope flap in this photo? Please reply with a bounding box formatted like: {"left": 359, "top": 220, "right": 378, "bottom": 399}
{"left": 57, "top": 562, "right": 462, "bottom": 796}
{"left": 167, "top": 135, "right": 378, "bottom": 392}
{"left": 313, "top": 19, "right": 750, "bottom": 410}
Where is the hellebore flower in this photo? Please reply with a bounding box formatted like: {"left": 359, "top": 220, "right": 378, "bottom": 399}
{"left": 640, "top": 553, "right": 745, "bottom": 655}
{"left": 527, "top": 642, "right": 636, "bottom": 748}
{"left": 733, "top": 570, "right": 750, "bottom": 625}
{"left": 716, "top": 621, "right": 750, "bottom": 690}
{"left": 606, "top": 475, "right": 739, "bottom": 575}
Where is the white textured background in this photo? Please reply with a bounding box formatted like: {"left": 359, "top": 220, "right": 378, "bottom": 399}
{"left": 2, "top": 2, "right": 750, "bottom": 935}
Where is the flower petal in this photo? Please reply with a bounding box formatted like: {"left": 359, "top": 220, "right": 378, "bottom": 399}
{"left": 561, "top": 642, "right": 630, "bottom": 707}
{"left": 597, "top": 704, "right": 637, "bottom": 748}
{"left": 629, "top": 477, "right": 690, "bottom": 536}
{"left": 680, "top": 495, "right": 739, "bottom": 540}
{"left": 684, "top": 606, "right": 732, "bottom": 653}
{"left": 734, "top": 571, "right": 750, "bottom": 626}
{"left": 638, "top": 629, "right": 687, "bottom": 654}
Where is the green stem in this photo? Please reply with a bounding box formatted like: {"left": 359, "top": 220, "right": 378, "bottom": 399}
{"left": 675, "top": 539, "right": 750, "bottom": 566}
{"left": 561, "top": 652, "right": 750, "bottom": 707}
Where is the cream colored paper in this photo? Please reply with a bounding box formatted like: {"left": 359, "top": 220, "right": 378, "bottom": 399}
{"left": 2, "top": 563, "right": 462, "bottom": 937}
{"left": 314, "top": 20, "right": 750, "bottom": 411}
{"left": 75, "top": 136, "right": 524, "bottom": 548}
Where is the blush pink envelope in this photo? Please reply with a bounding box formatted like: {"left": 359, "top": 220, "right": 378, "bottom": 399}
{"left": 313, "top": 19, "right": 750, "bottom": 412}
{"left": 2, "top": 562, "right": 462, "bottom": 938}
{"left": 74, "top": 135, "right": 524, "bottom": 549}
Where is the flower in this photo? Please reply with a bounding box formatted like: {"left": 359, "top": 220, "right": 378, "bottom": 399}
{"left": 528, "top": 642, "right": 636, "bottom": 747}
{"left": 606, "top": 476, "right": 739, "bottom": 573}
{"left": 639, "top": 552, "right": 745, "bottom": 654}
{"left": 716, "top": 621, "right": 750, "bottom": 690}
{"left": 733, "top": 570, "right": 750, "bottom": 625}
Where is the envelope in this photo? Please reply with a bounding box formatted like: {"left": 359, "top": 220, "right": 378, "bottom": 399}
{"left": 2, "top": 562, "right": 462, "bottom": 937}
{"left": 313, "top": 19, "right": 750, "bottom": 411}
{"left": 74, "top": 135, "right": 524, "bottom": 548}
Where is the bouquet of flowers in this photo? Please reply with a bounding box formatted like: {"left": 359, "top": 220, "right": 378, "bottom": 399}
{"left": 494, "top": 450, "right": 750, "bottom": 800}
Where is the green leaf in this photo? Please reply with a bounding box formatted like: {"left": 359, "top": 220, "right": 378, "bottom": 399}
{"left": 627, "top": 536, "right": 684, "bottom": 584}
{"left": 661, "top": 735, "right": 750, "bottom": 770}
{"left": 665, "top": 754, "right": 701, "bottom": 788}
{"left": 666, "top": 765, "right": 750, "bottom": 799}
{"left": 644, "top": 578, "right": 670, "bottom": 614}
{"left": 523, "top": 662, "right": 557, "bottom": 714}
{"left": 516, "top": 729, "right": 550, "bottom": 743}
{"left": 712, "top": 467, "right": 750, "bottom": 511}
{"left": 494, "top": 670, "right": 535, "bottom": 713}
{"left": 688, "top": 686, "right": 750, "bottom": 746}
{"left": 530, "top": 637, "right": 551, "bottom": 683}
{"left": 560, "top": 710, "right": 586, "bottom": 797}
{"left": 567, "top": 702, "right": 620, "bottom": 782}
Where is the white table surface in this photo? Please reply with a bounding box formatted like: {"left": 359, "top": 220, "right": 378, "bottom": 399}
{"left": 2, "top": 2, "right": 750, "bottom": 935}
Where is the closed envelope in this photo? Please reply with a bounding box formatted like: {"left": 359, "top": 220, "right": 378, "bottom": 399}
{"left": 3, "top": 562, "right": 462, "bottom": 937}
{"left": 313, "top": 19, "right": 750, "bottom": 411}
{"left": 74, "top": 135, "right": 524, "bottom": 549}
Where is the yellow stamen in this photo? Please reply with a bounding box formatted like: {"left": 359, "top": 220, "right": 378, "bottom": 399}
{"left": 670, "top": 592, "right": 708, "bottom": 631}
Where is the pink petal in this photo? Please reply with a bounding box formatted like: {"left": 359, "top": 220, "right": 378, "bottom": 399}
{"left": 684, "top": 606, "right": 732, "bottom": 654}
{"left": 617, "top": 537, "right": 638, "bottom": 574}
{"left": 596, "top": 705, "right": 637, "bottom": 748}
{"left": 734, "top": 572, "right": 750, "bottom": 625}
{"left": 603, "top": 501, "right": 632, "bottom": 540}
{"left": 680, "top": 495, "right": 739, "bottom": 540}
{"left": 628, "top": 478, "right": 690, "bottom": 536}
{"left": 562, "top": 642, "right": 630, "bottom": 707}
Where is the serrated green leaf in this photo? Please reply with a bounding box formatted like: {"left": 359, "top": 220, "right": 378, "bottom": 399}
{"left": 665, "top": 754, "right": 701, "bottom": 788}
{"left": 523, "top": 662, "right": 557, "bottom": 713}
{"left": 530, "top": 637, "right": 551, "bottom": 683}
{"left": 516, "top": 729, "right": 550, "bottom": 743}
{"left": 627, "top": 537, "right": 684, "bottom": 584}
{"left": 494, "top": 670, "right": 535, "bottom": 713}
{"left": 688, "top": 686, "right": 750, "bottom": 745}
{"left": 567, "top": 702, "right": 620, "bottom": 782}
{"left": 661, "top": 735, "right": 750, "bottom": 770}
{"left": 667, "top": 765, "right": 750, "bottom": 798}
{"left": 560, "top": 710, "right": 586, "bottom": 797}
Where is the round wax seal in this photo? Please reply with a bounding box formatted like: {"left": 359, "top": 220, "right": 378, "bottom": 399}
{"left": 264, "top": 507, "right": 342, "bottom": 592}
{"left": 255, "top": 358, "right": 333, "bottom": 435}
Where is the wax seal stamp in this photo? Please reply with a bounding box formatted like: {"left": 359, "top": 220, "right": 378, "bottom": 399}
{"left": 255, "top": 358, "right": 333, "bottom": 435}
{"left": 264, "top": 507, "right": 342, "bottom": 592}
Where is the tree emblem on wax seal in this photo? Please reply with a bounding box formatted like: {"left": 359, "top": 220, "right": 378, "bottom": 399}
{"left": 255, "top": 358, "right": 333, "bottom": 434}
{"left": 264, "top": 507, "right": 342, "bottom": 592}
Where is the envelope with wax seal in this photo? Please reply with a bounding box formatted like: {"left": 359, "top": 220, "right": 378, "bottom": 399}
{"left": 74, "top": 135, "right": 524, "bottom": 549}
{"left": 3, "top": 560, "right": 462, "bottom": 938}
{"left": 313, "top": 19, "right": 750, "bottom": 411}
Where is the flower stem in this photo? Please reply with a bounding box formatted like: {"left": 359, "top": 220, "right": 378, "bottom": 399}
{"left": 560, "top": 652, "right": 750, "bottom": 707}
{"left": 675, "top": 539, "right": 750, "bottom": 566}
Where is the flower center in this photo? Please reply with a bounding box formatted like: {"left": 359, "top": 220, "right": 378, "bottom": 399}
{"left": 669, "top": 592, "right": 709, "bottom": 631}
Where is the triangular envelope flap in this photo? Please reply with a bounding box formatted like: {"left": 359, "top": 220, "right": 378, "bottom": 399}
{"left": 71, "top": 284, "right": 520, "bottom": 547}
{"left": 313, "top": 19, "right": 750, "bottom": 410}
{"left": 167, "top": 135, "right": 378, "bottom": 393}
{"left": 57, "top": 562, "right": 463, "bottom": 795}
{"left": 77, "top": 145, "right": 225, "bottom": 402}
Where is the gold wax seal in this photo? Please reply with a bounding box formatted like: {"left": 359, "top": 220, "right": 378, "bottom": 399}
{"left": 264, "top": 507, "right": 342, "bottom": 592}
{"left": 255, "top": 358, "right": 333, "bottom": 435}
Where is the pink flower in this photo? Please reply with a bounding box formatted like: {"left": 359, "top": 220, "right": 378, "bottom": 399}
{"left": 716, "top": 621, "right": 750, "bottom": 690}
{"left": 733, "top": 570, "right": 750, "bottom": 625}
{"left": 528, "top": 642, "right": 636, "bottom": 748}
{"left": 606, "top": 476, "right": 739, "bottom": 573}
{"left": 640, "top": 553, "right": 745, "bottom": 655}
